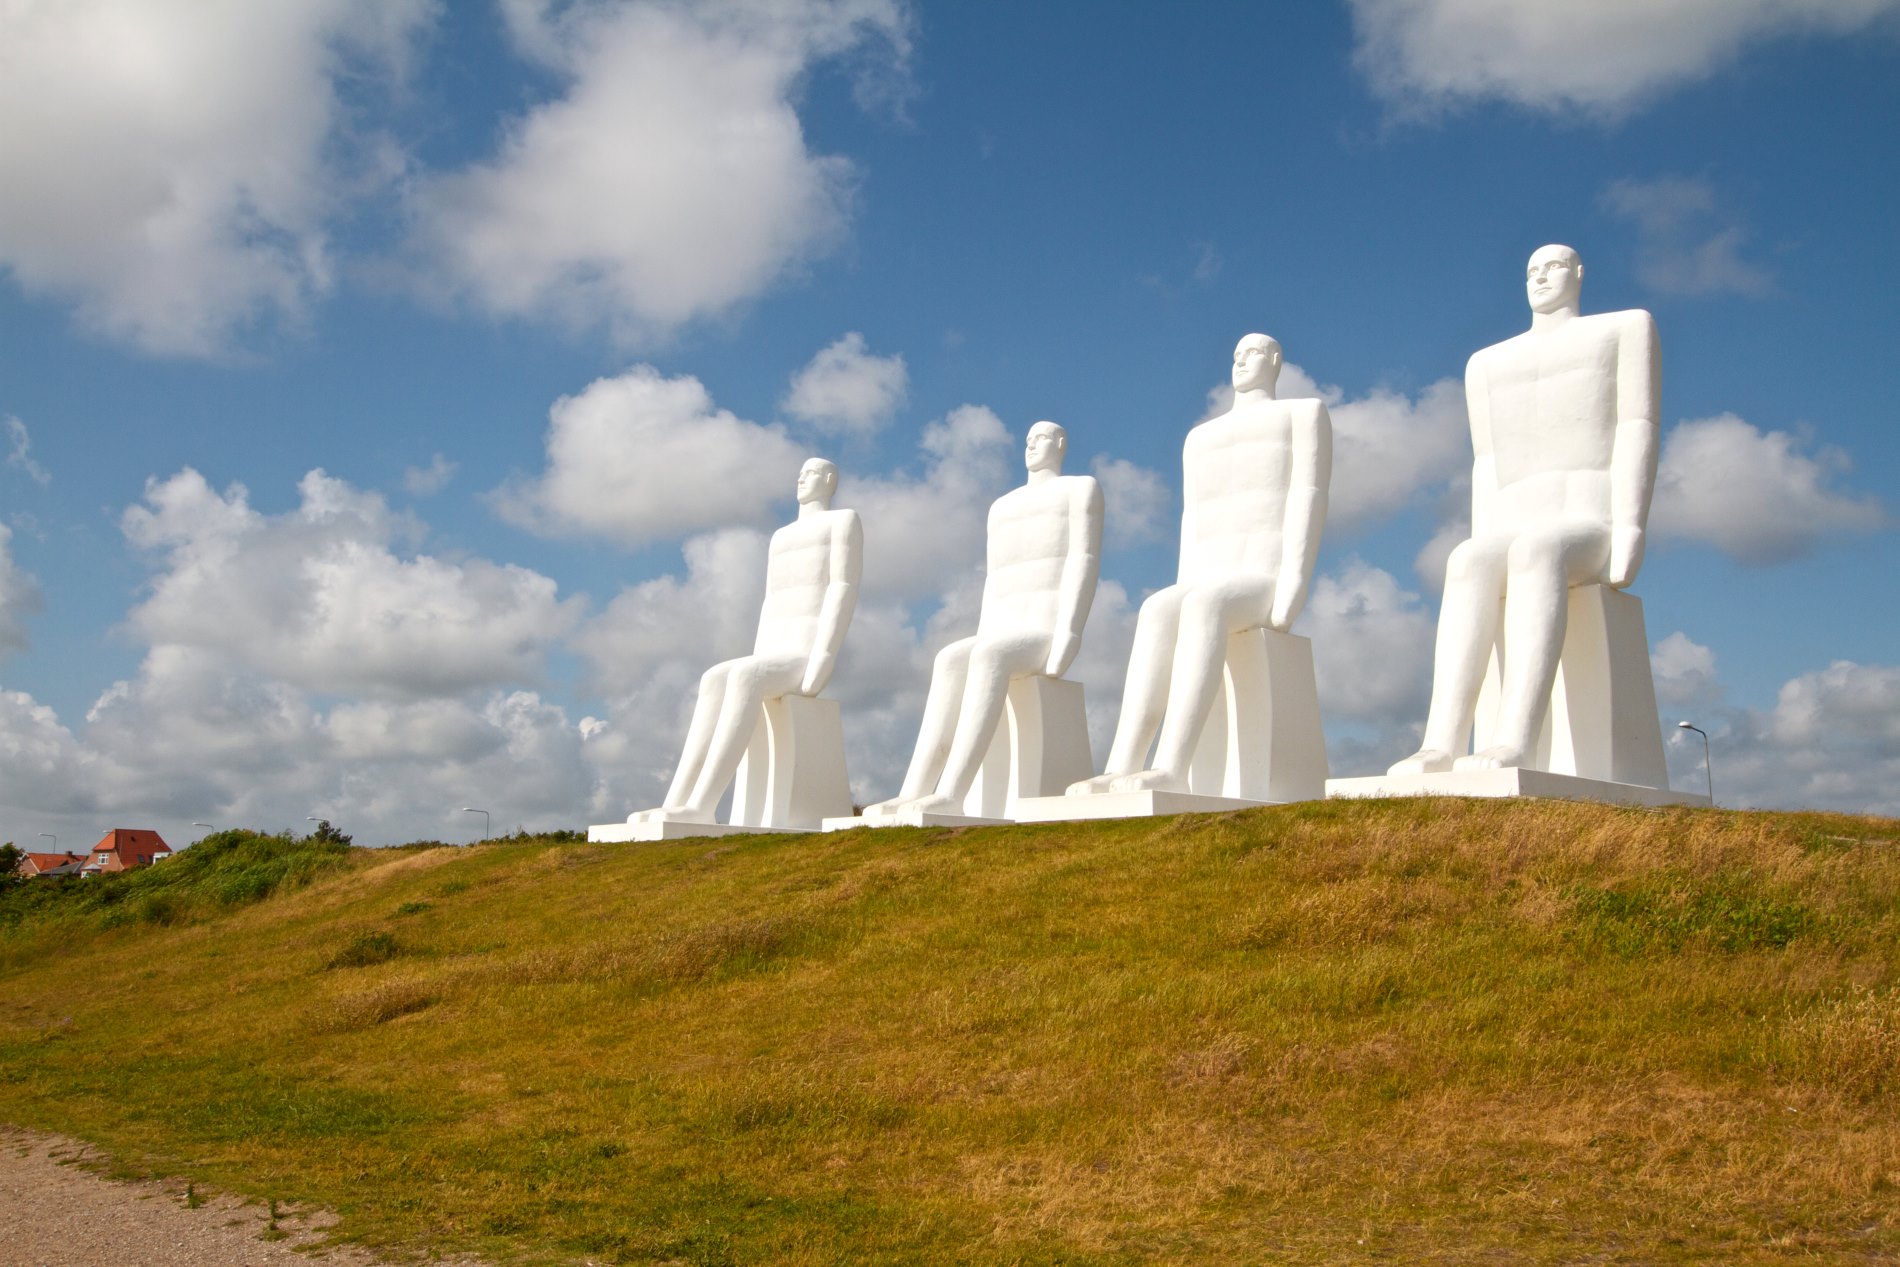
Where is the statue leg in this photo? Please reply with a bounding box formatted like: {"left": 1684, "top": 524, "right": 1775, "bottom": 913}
{"left": 909, "top": 631, "right": 1047, "bottom": 812}
{"left": 1070, "top": 585, "right": 1185, "bottom": 793}
{"left": 681, "top": 654, "right": 807, "bottom": 817}
{"left": 1390, "top": 536, "right": 1509, "bottom": 775}
{"left": 1460, "top": 523, "right": 1610, "bottom": 770}
{"left": 866, "top": 638, "right": 974, "bottom": 814}
{"left": 631, "top": 660, "right": 735, "bottom": 820}
{"left": 1124, "top": 577, "right": 1275, "bottom": 791}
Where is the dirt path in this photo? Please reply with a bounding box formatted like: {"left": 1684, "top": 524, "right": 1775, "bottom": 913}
{"left": 0, "top": 1129, "right": 492, "bottom": 1266}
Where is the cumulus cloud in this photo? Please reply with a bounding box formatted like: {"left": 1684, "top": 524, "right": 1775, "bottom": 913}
{"left": 0, "top": 525, "right": 43, "bottom": 660}
{"left": 782, "top": 332, "right": 908, "bottom": 435}
{"left": 1651, "top": 632, "right": 1723, "bottom": 712}
{"left": 1348, "top": 0, "right": 1900, "bottom": 118}
{"left": 1205, "top": 363, "right": 1469, "bottom": 532}
{"left": 124, "top": 467, "right": 583, "bottom": 697}
{"left": 1600, "top": 176, "right": 1773, "bottom": 297}
{"left": 1304, "top": 559, "right": 1435, "bottom": 727}
{"left": 494, "top": 365, "right": 806, "bottom": 549}
{"left": 844, "top": 404, "right": 1017, "bottom": 600}
{"left": 1664, "top": 658, "right": 1900, "bottom": 816}
{"left": 0, "top": 0, "right": 433, "bottom": 356}
{"left": 402, "top": 452, "right": 458, "bottom": 497}
{"left": 5, "top": 417, "right": 50, "bottom": 486}
{"left": 1089, "top": 456, "right": 1171, "bottom": 549}
{"left": 1650, "top": 414, "right": 1886, "bottom": 564}
{"left": 412, "top": 0, "right": 911, "bottom": 342}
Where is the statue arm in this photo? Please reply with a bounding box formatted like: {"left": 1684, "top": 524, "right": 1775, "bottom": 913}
{"left": 800, "top": 511, "right": 863, "bottom": 695}
{"left": 1044, "top": 478, "right": 1104, "bottom": 677}
{"left": 1607, "top": 311, "right": 1661, "bottom": 587}
{"left": 1176, "top": 446, "right": 1197, "bottom": 582}
{"left": 1269, "top": 401, "right": 1332, "bottom": 630}
{"left": 1466, "top": 350, "right": 1498, "bottom": 538}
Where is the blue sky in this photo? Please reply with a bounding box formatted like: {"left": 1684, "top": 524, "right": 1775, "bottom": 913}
{"left": 1, "top": 0, "right": 1895, "bottom": 846}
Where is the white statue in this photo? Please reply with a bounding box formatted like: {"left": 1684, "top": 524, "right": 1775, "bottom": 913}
{"left": 866, "top": 421, "right": 1102, "bottom": 817}
{"left": 1070, "top": 334, "right": 1332, "bottom": 796}
{"left": 1390, "top": 245, "right": 1660, "bottom": 775}
{"left": 631, "top": 457, "right": 862, "bottom": 824}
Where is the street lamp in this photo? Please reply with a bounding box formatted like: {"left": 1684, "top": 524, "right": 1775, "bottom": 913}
{"left": 192, "top": 822, "right": 214, "bottom": 831}
{"left": 1677, "top": 721, "right": 1713, "bottom": 805}
{"left": 38, "top": 832, "right": 55, "bottom": 851}
{"left": 462, "top": 808, "right": 490, "bottom": 841}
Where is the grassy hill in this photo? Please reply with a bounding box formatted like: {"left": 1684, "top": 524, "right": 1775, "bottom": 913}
{"left": 2, "top": 799, "right": 1897, "bottom": 1265}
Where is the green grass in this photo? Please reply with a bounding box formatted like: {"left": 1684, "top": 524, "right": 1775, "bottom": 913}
{"left": 2, "top": 799, "right": 1898, "bottom": 1264}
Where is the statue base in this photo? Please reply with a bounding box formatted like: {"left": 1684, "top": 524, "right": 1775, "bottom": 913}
{"left": 820, "top": 809, "right": 1012, "bottom": 832}
{"left": 587, "top": 816, "right": 813, "bottom": 843}
{"left": 1012, "top": 790, "right": 1272, "bottom": 823}
{"left": 1325, "top": 767, "right": 1707, "bottom": 809}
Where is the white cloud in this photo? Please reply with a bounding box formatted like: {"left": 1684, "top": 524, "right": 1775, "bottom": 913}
{"left": 1207, "top": 363, "right": 1469, "bottom": 532}
{"left": 1303, "top": 559, "right": 1435, "bottom": 727}
{"left": 124, "top": 467, "right": 583, "bottom": 698}
{"left": 783, "top": 332, "right": 908, "bottom": 435}
{"left": 1600, "top": 176, "right": 1773, "bottom": 297}
{"left": 0, "top": 524, "right": 43, "bottom": 660}
{"left": 411, "top": 0, "right": 911, "bottom": 342}
{"left": 0, "top": 0, "right": 433, "bottom": 357}
{"left": 402, "top": 452, "right": 458, "bottom": 497}
{"left": 1089, "top": 456, "right": 1171, "bottom": 549}
{"left": 5, "top": 417, "right": 50, "bottom": 486}
{"left": 1348, "top": 0, "right": 1900, "bottom": 118}
{"left": 1650, "top": 414, "right": 1886, "bottom": 564}
{"left": 1665, "top": 658, "right": 1900, "bottom": 816}
{"left": 1651, "top": 632, "right": 1723, "bottom": 711}
{"left": 494, "top": 365, "right": 807, "bottom": 549}
{"left": 843, "top": 404, "right": 1016, "bottom": 600}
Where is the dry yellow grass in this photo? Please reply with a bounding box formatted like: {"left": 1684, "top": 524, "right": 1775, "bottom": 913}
{"left": 2, "top": 798, "right": 1897, "bottom": 1264}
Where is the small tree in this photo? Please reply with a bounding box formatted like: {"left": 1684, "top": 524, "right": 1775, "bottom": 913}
{"left": 0, "top": 842, "right": 23, "bottom": 882}
{"left": 307, "top": 820, "right": 353, "bottom": 848}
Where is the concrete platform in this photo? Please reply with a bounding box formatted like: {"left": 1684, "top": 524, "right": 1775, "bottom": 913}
{"left": 1011, "top": 790, "right": 1273, "bottom": 823}
{"left": 587, "top": 818, "right": 813, "bottom": 843}
{"left": 1325, "top": 767, "right": 1708, "bottom": 809}
{"left": 821, "top": 809, "right": 1012, "bottom": 832}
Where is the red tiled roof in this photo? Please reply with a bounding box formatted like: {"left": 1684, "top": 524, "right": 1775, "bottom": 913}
{"left": 86, "top": 829, "right": 174, "bottom": 871}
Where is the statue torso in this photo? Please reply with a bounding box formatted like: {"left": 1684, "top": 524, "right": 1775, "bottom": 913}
{"left": 754, "top": 509, "right": 854, "bottom": 656}
{"left": 1179, "top": 398, "right": 1304, "bottom": 583}
{"left": 978, "top": 475, "right": 1094, "bottom": 635}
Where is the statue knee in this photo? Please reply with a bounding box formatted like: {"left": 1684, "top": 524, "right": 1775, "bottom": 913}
{"left": 1445, "top": 539, "right": 1496, "bottom": 587}
{"left": 933, "top": 639, "right": 974, "bottom": 675}
{"left": 699, "top": 662, "right": 734, "bottom": 692}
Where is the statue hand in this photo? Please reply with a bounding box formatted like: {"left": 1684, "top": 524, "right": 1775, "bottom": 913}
{"left": 1607, "top": 526, "right": 1644, "bottom": 588}
{"left": 1268, "top": 588, "right": 1300, "bottom": 632}
{"left": 799, "top": 651, "right": 835, "bottom": 696}
{"left": 1044, "top": 630, "right": 1080, "bottom": 678}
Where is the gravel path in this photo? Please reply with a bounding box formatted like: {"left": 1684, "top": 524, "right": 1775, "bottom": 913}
{"left": 0, "top": 1129, "right": 492, "bottom": 1266}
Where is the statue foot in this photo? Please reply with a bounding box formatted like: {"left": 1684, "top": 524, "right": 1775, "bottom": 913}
{"left": 1453, "top": 746, "right": 1523, "bottom": 772}
{"left": 904, "top": 794, "right": 962, "bottom": 816}
{"left": 861, "top": 796, "right": 910, "bottom": 818}
{"left": 1109, "top": 769, "right": 1189, "bottom": 794}
{"left": 1066, "top": 773, "right": 1123, "bottom": 796}
{"left": 1387, "top": 749, "right": 1454, "bottom": 776}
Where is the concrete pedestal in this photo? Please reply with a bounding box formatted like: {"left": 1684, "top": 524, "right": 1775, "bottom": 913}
{"left": 1326, "top": 767, "right": 1708, "bottom": 809}
{"left": 821, "top": 808, "right": 1011, "bottom": 831}
{"left": 587, "top": 817, "right": 810, "bottom": 843}
{"left": 590, "top": 694, "right": 851, "bottom": 842}
{"left": 961, "top": 675, "right": 1095, "bottom": 819}
{"left": 1187, "top": 627, "right": 1327, "bottom": 802}
{"left": 1013, "top": 789, "right": 1269, "bottom": 823}
{"left": 1474, "top": 585, "right": 1669, "bottom": 788}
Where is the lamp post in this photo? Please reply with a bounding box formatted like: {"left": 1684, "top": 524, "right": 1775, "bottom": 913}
{"left": 192, "top": 822, "right": 214, "bottom": 832}
{"left": 38, "top": 832, "right": 55, "bottom": 851}
{"left": 1677, "top": 721, "right": 1713, "bottom": 805}
{"left": 462, "top": 808, "right": 490, "bottom": 841}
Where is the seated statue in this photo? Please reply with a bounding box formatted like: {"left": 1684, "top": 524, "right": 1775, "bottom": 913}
{"left": 1390, "top": 244, "right": 1660, "bottom": 775}
{"left": 631, "top": 457, "right": 862, "bottom": 823}
{"left": 1070, "top": 334, "right": 1331, "bottom": 796}
{"left": 866, "top": 421, "right": 1102, "bottom": 817}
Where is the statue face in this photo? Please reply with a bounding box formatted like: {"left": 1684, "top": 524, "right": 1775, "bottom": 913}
{"left": 1526, "top": 246, "right": 1582, "bottom": 314}
{"left": 1024, "top": 422, "right": 1065, "bottom": 473}
{"left": 795, "top": 459, "right": 835, "bottom": 504}
{"left": 1231, "top": 336, "right": 1280, "bottom": 393}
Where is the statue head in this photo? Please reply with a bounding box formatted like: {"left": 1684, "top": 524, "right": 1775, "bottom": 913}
{"left": 1526, "top": 244, "right": 1583, "bottom": 315}
{"left": 1232, "top": 333, "right": 1282, "bottom": 394}
{"left": 796, "top": 457, "right": 838, "bottom": 506}
{"left": 1024, "top": 420, "right": 1067, "bottom": 475}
